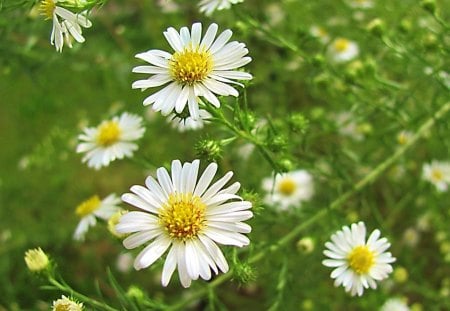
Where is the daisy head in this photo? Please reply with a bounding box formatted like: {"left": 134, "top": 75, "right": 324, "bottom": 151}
{"left": 39, "top": 0, "right": 92, "bottom": 52}
{"left": 262, "top": 170, "right": 314, "bottom": 210}
{"left": 328, "top": 38, "right": 359, "bottom": 63}
{"left": 73, "top": 194, "right": 121, "bottom": 241}
{"left": 116, "top": 159, "right": 253, "bottom": 288}
{"left": 198, "top": 0, "right": 244, "bottom": 16}
{"left": 168, "top": 109, "right": 211, "bottom": 132}
{"left": 76, "top": 112, "right": 145, "bottom": 170}
{"left": 132, "top": 22, "right": 252, "bottom": 120}
{"left": 52, "top": 295, "right": 84, "bottom": 311}
{"left": 323, "top": 222, "right": 396, "bottom": 296}
{"left": 422, "top": 160, "right": 450, "bottom": 192}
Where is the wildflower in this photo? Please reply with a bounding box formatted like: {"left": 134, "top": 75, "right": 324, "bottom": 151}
{"left": 24, "top": 247, "right": 49, "bottom": 272}
{"left": 52, "top": 295, "right": 83, "bottom": 311}
{"left": 108, "top": 210, "right": 128, "bottom": 238}
{"left": 157, "top": 0, "right": 179, "bottom": 13}
{"left": 262, "top": 170, "right": 314, "bottom": 210}
{"left": 198, "top": 0, "right": 243, "bottom": 16}
{"left": 297, "top": 237, "right": 315, "bottom": 254}
{"left": 328, "top": 38, "right": 359, "bottom": 63}
{"left": 348, "top": 0, "right": 374, "bottom": 9}
{"left": 397, "top": 130, "right": 413, "bottom": 145}
{"left": 116, "top": 252, "right": 134, "bottom": 273}
{"left": 74, "top": 194, "right": 121, "bottom": 241}
{"left": 132, "top": 23, "right": 252, "bottom": 120}
{"left": 323, "top": 222, "right": 396, "bottom": 296}
{"left": 310, "top": 25, "right": 330, "bottom": 44}
{"left": 39, "top": 0, "right": 92, "bottom": 52}
{"left": 334, "top": 112, "right": 366, "bottom": 141}
{"left": 169, "top": 109, "right": 211, "bottom": 132}
{"left": 380, "top": 298, "right": 410, "bottom": 311}
{"left": 116, "top": 159, "right": 253, "bottom": 287}
{"left": 422, "top": 161, "right": 450, "bottom": 192}
{"left": 76, "top": 112, "right": 145, "bottom": 170}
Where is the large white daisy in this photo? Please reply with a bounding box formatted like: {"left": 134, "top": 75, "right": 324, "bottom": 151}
{"left": 262, "top": 170, "right": 314, "bottom": 210}
{"left": 39, "top": 0, "right": 92, "bottom": 52}
{"left": 132, "top": 22, "right": 252, "bottom": 120}
{"left": 323, "top": 222, "right": 396, "bottom": 296}
{"left": 198, "top": 0, "right": 243, "bottom": 16}
{"left": 422, "top": 160, "right": 450, "bottom": 192}
{"left": 116, "top": 159, "right": 253, "bottom": 288}
{"left": 76, "top": 112, "right": 145, "bottom": 170}
{"left": 73, "top": 194, "right": 121, "bottom": 241}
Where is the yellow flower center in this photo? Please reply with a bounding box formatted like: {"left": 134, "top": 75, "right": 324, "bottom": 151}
{"left": 347, "top": 245, "right": 375, "bottom": 274}
{"left": 39, "top": 0, "right": 56, "bottom": 20}
{"left": 96, "top": 121, "right": 121, "bottom": 147}
{"left": 431, "top": 169, "right": 443, "bottom": 182}
{"left": 159, "top": 193, "right": 206, "bottom": 241}
{"left": 334, "top": 38, "right": 350, "bottom": 52}
{"left": 169, "top": 46, "right": 213, "bottom": 85}
{"left": 278, "top": 177, "right": 297, "bottom": 196}
{"left": 75, "top": 195, "right": 101, "bottom": 217}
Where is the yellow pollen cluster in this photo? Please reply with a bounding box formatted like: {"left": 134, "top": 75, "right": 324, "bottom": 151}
{"left": 159, "top": 192, "right": 206, "bottom": 240}
{"left": 431, "top": 169, "right": 443, "bottom": 182}
{"left": 39, "top": 0, "right": 56, "bottom": 20}
{"left": 169, "top": 46, "right": 213, "bottom": 85}
{"left": 347, "top": 245, "right": 375, "bottom": 274}
{"left": 96, "top": 121, "right": 121, "bottom": 147}
{"left": 76, "top": 195, "right": 101, "bottom": 217}
{"left": 334, "top": 38, "right": 350, "bottom": 52}
{"left": 278, "top": 178, "right": 297, "bottom": 196}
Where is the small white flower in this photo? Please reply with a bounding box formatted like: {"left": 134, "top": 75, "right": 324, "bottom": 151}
{"left": 116, "top": 159, "right": 253, "bottom": 288}
{"left": 76, "top": 112, "right": 145, "bottom": 170}
{"left": 335, "top": 111, "right": 365, "bottom": 141}
{"left": 39, "top": 0, "right": 92, "bottom": 52}
{"left": 74, "top": 194, "right": 121, "bottom": 241}
{"left": 198, "top": 0, "right": 243, "bottom": 16}
{"left": 262, "top": 170, "right": 314, "bottom": 210}
{"left": 328, "top": 38, "right": 359, "bottom": 63}
{"left": 397, "top": 130, "right": 413, "bottom": 145}
{"left": 132, "top": 22, "right": 252, "bottom": 120}
{"left": 52, "top": 295, "right": 84, "bottom": 311}
{"left": 157, "top": 0, "right": 179, "bottom": 13}
{"left": 169, "top": 109, "right": 211, "bottom": 132}
{"left": 422, "top": 160, "right": 450, "bottom": 192}
{"left": 310, "top": 25, "right": 330, "bottom": 44}
{"left": 323, "top": 222, "right": 396, "bottom": 296}
{"left": 380, "top": 298, "right": 410, "bottom": 311}
{"left": 347, "top": 0, "right": 374, "bottom": 9}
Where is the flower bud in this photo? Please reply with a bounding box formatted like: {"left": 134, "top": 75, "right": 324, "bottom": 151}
{"left": 195, "top": 139, "right": 222, "bottom": 162}
{"left": 24, "top": 247, "right": 50, "bottom": 272}
{"left": 268, "top": 135, "right": 287, "bottom": 153}
{"left": 277, "top": 158, "right": 294, "bottom": 173}
{"left": 393, "top": 266, "right": 408, "bottom": 283}
{"left": 367, "top": 18, "right": 385, "bottom": 37}
{"left": 421, "top": 0, "right": 436, "bottom": 14}
{"left": 289, "top": 113, "right": 309, "bottom": 134}
{"left": 108, "top": 210, "right": 127, "bottom": 238}
{"left": 234, "top": 262, "right": 256, "bottom": 284}
{"left": 297, "top": 237, "right": 315, "bottom": 254}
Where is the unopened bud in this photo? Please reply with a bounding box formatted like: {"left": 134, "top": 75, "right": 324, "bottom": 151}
{"left": 297, "top": 237, "right": 315, "bottom": 254}
{"left": 24, "top": 247, "right": 50, "bottom": 272}
{"left": 421, "top": 0, "right": 436, "bottom": 14}
{"left": 367, "top": 18, "right": 385, "bottom": 37}
{"left": 195, "top": 139, "right": 222, "bottom": 162}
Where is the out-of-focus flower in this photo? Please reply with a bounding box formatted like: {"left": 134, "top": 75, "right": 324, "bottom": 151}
{"left": 116, "top": 252, "right": 134, "bottom": 273}
{"left": 328, "top": 38, "right": 359, "bottom": 63}
{"left": 132, "top": 23, "right": 252, "bottom": 120}
{"left": 323, "top": 222, "right": 396, "bottom": 296}
{"left": 262, "top": 170, "right": 314, "bottom": 210}
{"left": 347, "top": 0, "right": 374, "bottom": 9}
{"left": 198, "top": 0, "right": 243, "bottom": 16}
{"left": 310, "top": 25, "right": 330, "bottom": 44}
{"left": 74, "top": 194, "right": 121, "bottom": 241}
{"left": 76, "top": 112, "right": 145, "bottom": 170}
{"left": 39, "top": 0, "right": 92, "bottom": 52}
{"left": 108, "top": 210, "right": 128, "bottom": 238}
{"left": 24, "top": 248, "right": 49, "bottom": 272}
{"left": 380, "top": 298, "right": 410, "bottom": 311}
{"left": 157, "top": 0, "right": 179, "bottom": 13}
{"left": 397, "top": 130, "right": 413, "bottom": 145}
{"left": 52, "top": 295, "right": 83, "bottom": 311}
{"left": 116, "top": 159, "right": 253, "bottom": 287}
{"left": 334, "top": 112, "right": 367, "bottom": 141}
{"left": 422, "top": 160, "right": 450, "bottom": 192}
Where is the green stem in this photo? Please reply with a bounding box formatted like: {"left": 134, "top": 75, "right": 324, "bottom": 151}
{"left": 167, "top": 101, "right": 450, "bottom": 310}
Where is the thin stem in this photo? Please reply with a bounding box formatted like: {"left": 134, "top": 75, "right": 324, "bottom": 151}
{"left": 167, "top": 101, "right": 450, "bottom": 310}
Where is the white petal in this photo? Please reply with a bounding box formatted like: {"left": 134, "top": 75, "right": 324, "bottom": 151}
{"left": 134, "top": 235, "right": 171, "bottom": 270}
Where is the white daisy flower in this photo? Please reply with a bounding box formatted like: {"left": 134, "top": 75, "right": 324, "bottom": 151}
{"left": 422, "top": 160, "right": 450, "bottom": 192}
{"left": 169, "top": 109, "right": 211, "bottom": 132}
{"left": 52, "top": 295, "right": 84, "bottom": 311}
{"left": 310, "top": 25, "right": 330, "bottom": 44}
{"left": 323, "top": 222, "right": 396, "bottom": 296}
{"left": 328, "top": 38, "right": 359, "bottom": 63}
{"left": 380, "top": 298, "right": 410, "bottom": 311}
{"left": 74, "top": 194, "right": 121, "bottom": 241}
{"left": 39, "top": 0, "right": 92, "bottom": 52}
{"left": 76, "top": 112, "right": 145, "bottom": 170}
{"left": 348, "top": 0, "right": 374, "bottom": 9}
{"left": 116, "top": 159, "right": 253, "bottom": 288}
{"left": 132, "top": 22, "right": 252, "bottom": 120}
{"left": 262, "top": 170, "right": 314, "bottom": 210}
{"left": 198, "top": 0, "right": 243, "bottom": 16}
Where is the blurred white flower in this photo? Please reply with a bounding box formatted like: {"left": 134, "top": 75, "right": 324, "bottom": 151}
{"left": 116, "top": 159, "right": 253, "bottom": 288}
{"left": 328, "top": 38, "right": 359, "bottom": 63}
{"left": 157, "top": 0, "right": 179, "bottom": 13}
{"left": 380, "top": 298, "right": 410, "bottom": 311}
{"left": 76, "top": 112, "right": 145, "bottom": 170}
{"left": 39, "top": 0, "right": 92, "bottom": 52}
{"left": 52, "top": 295, "right": 83, "bottom": 311}
{"left": 198, "top": 0, "right": 243, "bottom": 16}
{"left": 397, "top": 130, "right": 413, "bottom": 145}
{"left": 262, "top": 170, "right": 314, "bottom": 210}
{"left": 310, "top": 25, "right": 330, "bottom": 44}
{"left": 116, "top": 252, "right": 134, "bottom": 273}
{"left": 422, "top": 160, "right": 450, "bottom": 192}
{"left": 265, "top": 3, "right": 285, "bottom": 26}
{"left": 132, "top": 23, "right": 252, "bottom": 120}
{"left": 168, "top": 109, "right": 211, "bottom": 132}
{"left": 334, "top": 112, "right": 365, "bottom": 141}
{"left": 347, "top": 0, "right": 374, "bottom": 9}
{"left": 323, "top": 222, "right": 396, "bottom": 296}
{"left": 74, "top": 194, "right": 121, "bottom": 241}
